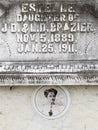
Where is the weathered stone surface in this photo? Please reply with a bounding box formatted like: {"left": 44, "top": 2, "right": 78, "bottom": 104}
{"left": 0, "top": 86, "right": 98, "bottom": 130}
{"left": 0, "top": 0, "right": 98, "bottom": 85}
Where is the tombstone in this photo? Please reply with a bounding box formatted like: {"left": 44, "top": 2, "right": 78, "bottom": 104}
{"left": 0, "top": 0, "right": 98, "bottom": 85}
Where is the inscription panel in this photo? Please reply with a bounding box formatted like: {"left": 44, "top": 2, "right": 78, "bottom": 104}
{"left": 0, "top": 0, "right": 98, "bottom": 85}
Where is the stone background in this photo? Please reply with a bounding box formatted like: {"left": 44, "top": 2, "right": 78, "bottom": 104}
{"left": 0, "top": 86, "right": 98, "bottom": 130}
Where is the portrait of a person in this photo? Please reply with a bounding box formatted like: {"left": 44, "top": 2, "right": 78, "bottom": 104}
{"left": 35, "top": 86, "right": 68, "bottom": 118}
{"left": 44, "top": 88, "right": 58, "bottom": 116}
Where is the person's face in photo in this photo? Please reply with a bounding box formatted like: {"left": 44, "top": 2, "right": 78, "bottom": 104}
{"left": 47, "top": 92, "right": 56, "bottom": 104}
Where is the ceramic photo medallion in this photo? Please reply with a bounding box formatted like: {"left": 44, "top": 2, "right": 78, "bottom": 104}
{"left": 33, "top": 86, "right": 70, "bottom": 119}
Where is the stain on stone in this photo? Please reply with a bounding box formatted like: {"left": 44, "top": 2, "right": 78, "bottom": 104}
{"left": 0, "top": 2, "right": 15, "bottom": 18}
{"left": 79, "top": 3, "right": 98, "bottom": 18}
{"left": 0, "top": 112, "right": 2, "bottom": 115}
{"left": 85, "top": 86, "right": 88, "bottom": 89}
{"left": 10, "top": 86, "right": 15, "bottom": 90}
{"left": 96, "top": 93, "right": 98, "bottom": 96}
